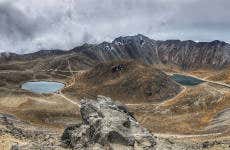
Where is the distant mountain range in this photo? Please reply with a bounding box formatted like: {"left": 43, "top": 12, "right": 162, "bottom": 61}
{"left": 1, "top": 34, "right": 230, "bottom": 69}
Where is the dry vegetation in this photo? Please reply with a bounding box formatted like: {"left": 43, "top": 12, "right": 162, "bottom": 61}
{"left": 0, "top": 92, "right": 80, "bottom": 128}
{"left": 0, "top": 134, "right": 28, "bottom": 150}
{"left": 207, "top": 67, "right": 230, "bottom": 84}
{"left": 63, "top": 61, "right": 182, "bottom": 103}
{"left": 0, "top": 56, "right": 229, "bottom": 148}
{"left": 128, "top": 83, "right": 230, "bottom": 135}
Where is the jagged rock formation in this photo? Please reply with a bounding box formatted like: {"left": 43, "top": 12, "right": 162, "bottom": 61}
{"left": 69, "top": 34, "right": 230, "bottom": 69}
{"left": 1, "top": 34, "right": 230, "bottom": 70}
{"left": 61, "top": 96, "right": 157, "bottom": 149}
{"left": 156, "top": 40, "right": 230, "bottom": 69}
{"left": 72, "top": 35, "right": 160, "bottom": 65}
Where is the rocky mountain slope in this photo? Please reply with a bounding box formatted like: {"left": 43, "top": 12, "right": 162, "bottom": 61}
{"left": 0, "top": 34, "right": 230, "bottom": 149}
{"left": 63, "top": 61, "right": 182, "bottom": 103}
{"left": 72, "top": 35, "right": 230, "bottom": 69}
{"left": 1, "top": 34, "right": 229, "bottom": 71}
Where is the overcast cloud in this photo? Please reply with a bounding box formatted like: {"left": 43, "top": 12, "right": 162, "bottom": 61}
{"left": 0, "top": 0, "right": 229, "bottom": 53}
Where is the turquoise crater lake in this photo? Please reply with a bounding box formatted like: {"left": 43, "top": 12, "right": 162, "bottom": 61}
{"left": 170, "top": 74, "right": 205, "bottom": 86}
{"left": 21, "top": 81, "right": 65, "bottom": 94}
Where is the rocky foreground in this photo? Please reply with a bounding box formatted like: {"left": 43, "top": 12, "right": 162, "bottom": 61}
{"left": 0, "top": 96, "right": 229, "bottom": 149}
{"left": 61, "top": 96, "right": 157, "bottom": 149}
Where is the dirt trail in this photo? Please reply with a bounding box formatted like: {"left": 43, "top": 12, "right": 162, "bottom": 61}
{"left": 157, "top": 86, "right": 186, "bottom": 107}
{"left": 206, "top": 108, "right": 230, "bottom": 130}
{"left": 48, "top": 60, "right": 83, "bottom": 108}
{"left": 126, "top": 86, "right": 187, "bottom": 107}
{"left": 55, "top": 92, "right": 81, "bottom": 108}
{"left": 55, "top": 71, "right": 229, "bottom": 138}
{"left": 154, "top": 132, "right": 222, "bottom": 139}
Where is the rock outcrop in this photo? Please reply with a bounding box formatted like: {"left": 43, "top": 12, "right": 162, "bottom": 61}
{"left": 0, "top": 113, "right": 63, "bottom": 149}
{"left": 1, "top": 34, "right": 230, "bottom": 71}
{"left": 71, "top": 34, "right": 230, "bottom": 69}
{"left": 61, "top": 96, "right": 157, "bottom": 149}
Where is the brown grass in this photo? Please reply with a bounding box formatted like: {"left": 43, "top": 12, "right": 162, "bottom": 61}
{"left": 0, "top": 92, "right": 80, "bottom": 128}
{"left": 207, "top": 67, "right": 230, "bottom": 84}
{"left": 129, "top": 83, "right": 230, "bottom": 135}
{"left": 63, "top": 60, "right": 182, "bottom": 104}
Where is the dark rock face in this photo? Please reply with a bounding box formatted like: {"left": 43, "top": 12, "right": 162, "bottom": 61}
{"left": 1, "top": 34, "right": 230, "bottom": 70}
{"left": 58, "top": 35, "right": 230, "bottom": 70}
{"left": 61, "top": 96, "right": 157, "bottom": 149}
{"left": 157, "top": 40, "right": 230, "bottom": 69}
{"left": 73, "top": 34, "right": 160, "bottom": 65}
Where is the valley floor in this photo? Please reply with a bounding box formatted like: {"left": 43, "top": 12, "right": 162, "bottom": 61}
{"left": 0, "top": 65, "right": 229, "bottom": 149}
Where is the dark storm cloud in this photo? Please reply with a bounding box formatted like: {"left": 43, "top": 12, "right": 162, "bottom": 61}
{"left": 0, "top": 2, "right": 36, "bottom": 40}
{"left": 168, "top": 0, "right": 230, "bottom": 29}
{"left": 163, "top": 0, "right": 230, "bottom": 41}
{"left": 0, "top": 0, "right": 229, "bottom": 53}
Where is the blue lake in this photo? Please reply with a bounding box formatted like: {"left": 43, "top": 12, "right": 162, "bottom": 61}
{"left": 21, "top": 81, "right": 65, "bottom": 94}
{"left": 170, "top": 74, "right": 205, "bottom": 86}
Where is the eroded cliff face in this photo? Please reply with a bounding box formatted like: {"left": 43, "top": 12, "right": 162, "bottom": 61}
{"left": 157, "top": 40, "right": 230, "bottom": 69}
{"left": 1, "top": 34, "right": 229, "bottom": 70}
{"left": 69, "top": 34, "right": 230, "bottom": 69}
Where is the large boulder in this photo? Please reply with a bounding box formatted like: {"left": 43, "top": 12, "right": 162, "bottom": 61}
{"left": 61, "top": 96, "right": 157, "bottom": 149}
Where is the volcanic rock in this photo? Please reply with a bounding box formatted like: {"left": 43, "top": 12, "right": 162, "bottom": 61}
{"left": 61, "top": 96, "right": 157, "bottom": 149}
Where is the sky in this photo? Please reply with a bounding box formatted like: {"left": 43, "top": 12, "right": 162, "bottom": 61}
{"left": 0, "top": 0, "right": 229, "bottom": 53}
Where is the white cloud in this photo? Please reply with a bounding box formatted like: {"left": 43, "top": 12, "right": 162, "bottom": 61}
{"left": 0, "top": 0, "right": 229, "bottom": 53}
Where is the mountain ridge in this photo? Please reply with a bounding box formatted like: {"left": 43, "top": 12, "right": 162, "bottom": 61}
{"left": 1, "top": 34, "right": 230, "bottom": 69}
